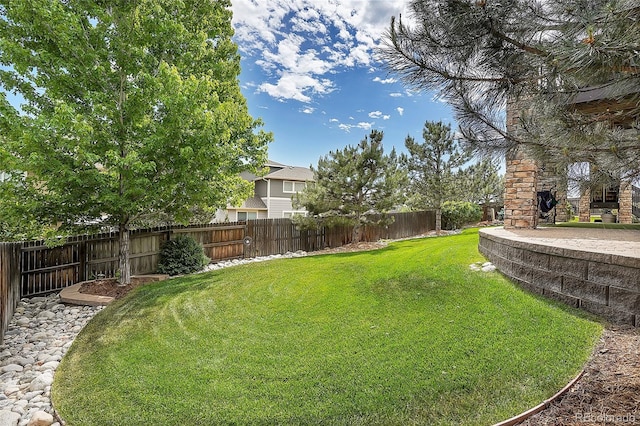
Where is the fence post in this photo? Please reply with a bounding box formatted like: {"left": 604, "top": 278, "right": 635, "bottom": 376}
{"left": 1, "top": 243, "right": 21, "bottom": 344}
{"left": 78, "top": 239, "right": 87, "bottom": 283}
{"left": 243, "top": 222, "right": 248, "bottom": 259}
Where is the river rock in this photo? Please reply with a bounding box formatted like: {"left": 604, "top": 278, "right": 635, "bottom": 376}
{"left": 0, "top": 410, "right": 20, "bottom": 426}
{"left": 29, "top": 374, "right": 53, "bottom": 392}
{"left": 26, "top": 410, "right": 53, "bottom": 426}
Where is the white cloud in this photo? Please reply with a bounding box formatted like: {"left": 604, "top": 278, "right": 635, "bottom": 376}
{"left": 373, "top": 76, "right": 397, "bottom": 84}
{"left": 329, "top": 118, "right": 339, "bottom": 123}
{"left": 257, "top": 73, "right": 335, "bottom": 103}
{"left": 301, "top": 107, "right": 315, "bottom": 114}
{"left": 367, "top": 111, "right": 391, "bottom": 120}
{"left": 334, "top": 120, "right": 374, "bottom": 133}
{"left": 397, "top": 107, "right": 404, "bottom": 116}
{"left": 231, "top": 0, "right": 411, "bottom": 103}
{"left": 389, "top": 92, "right": 402, "bottom": 97}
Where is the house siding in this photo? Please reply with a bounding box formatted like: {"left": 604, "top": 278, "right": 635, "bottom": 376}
{"left": 215, "top": 161, "right": 312, "bottom": 222}
{"left": 255, "top": 180, "right": 268, "bottom": 197}
{"left": 266, "top": 197, "right": 296, "bottom": 218}
{"left": 213, "top": 208, "right": 268, "bottom": 223}
{"left": 268, "top": 179, "right": 306, "bottom": 198}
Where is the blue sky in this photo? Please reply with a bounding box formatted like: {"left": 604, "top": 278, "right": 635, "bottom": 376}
{"left": 231, "top": 0, "right": 457, "bottom": 169}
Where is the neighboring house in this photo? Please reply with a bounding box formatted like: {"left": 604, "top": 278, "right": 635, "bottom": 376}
{"left": 215, "top": 160, "right": 314, "bottom": 222}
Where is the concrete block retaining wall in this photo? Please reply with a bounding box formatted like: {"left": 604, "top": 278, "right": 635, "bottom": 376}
{"left": 479, "top": 230, "right": 640, "bottom": 327}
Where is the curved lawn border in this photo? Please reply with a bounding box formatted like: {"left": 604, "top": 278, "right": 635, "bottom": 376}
{"left": 493, "top": 370, "right": 585, "bottom": 426}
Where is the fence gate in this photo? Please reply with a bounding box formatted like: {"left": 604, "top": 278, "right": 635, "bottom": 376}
{"left": 173, "top": 224, "right": 247, "bottom": 263}
{"left": 20, "top": 241, "right": 82, "bottom": 297}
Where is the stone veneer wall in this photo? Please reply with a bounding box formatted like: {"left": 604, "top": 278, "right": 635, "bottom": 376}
{"left": 479, "top": 230, "right": 640, "bottom": 327}
{"left": 578, "top": 183, "right": 633, "bottom": 223}
{"left": 579, "top": 189, "right": 591, "bottom": 222}
{"left": 504, "top": 148, "right": 539, "bottom": 229}
{"left": 504, "top": 102, "right": 567, "bottom": 228}
{"left": 504, "top": 102, "right": 538, "bottom": 229}
{"left": 618, "top": 182, "right": 633, "bottom": 224}
{"left": 536, "top": 161, "right": 568, "bottom": 224}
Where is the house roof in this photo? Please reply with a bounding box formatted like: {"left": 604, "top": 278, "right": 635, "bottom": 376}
{"left": 242, "top": 160, "right": 314, "bottom": 182}
{"left": 264, "top": 165, "right": 314, "bottom": 181}
{"left": 567, "top": 81, "right": 639, "bottom": 126}
{"left": 266, "top": 159, "right": 287, "bottom": 168}
{"left": 237, "top": 196, "right": 267, "bottom": 210}
{"left": 570, "top": 82, "right": 639, "bottom": 105}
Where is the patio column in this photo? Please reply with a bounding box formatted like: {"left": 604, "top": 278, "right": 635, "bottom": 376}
{"left": 579, "top": 189, "right": 591, "bottom": 222}
{"left": 504, "top": 147, "right": 538, "bottom": 229}
{"left": 618, "top": 182, "right": 633, "bottom": 224}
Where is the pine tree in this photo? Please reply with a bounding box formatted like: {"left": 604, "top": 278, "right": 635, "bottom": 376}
{"left": 454, "top": 158, "right": 504, "bottom": 220}
{"left": 380, "top": 0, "right": 640, "bottom": 183}
{"left": 403, "top": 121, "right": 471, "bottom": 232}
{"left": 294, "top": 130, "right": 406, "bottom": 242}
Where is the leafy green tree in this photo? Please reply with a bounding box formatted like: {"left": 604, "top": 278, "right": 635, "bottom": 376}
{"left": 380, "top": 0, "right": 640, "bottom": 182}
{"left": 294, "top": 130, "right": 406, "bottom": 242}
{"left": 453, "top": 158, "right": 504, "bottom": 220}
{"left": 403, "top": 121, "right": 470, "bottom": 232}
{"left": 0, "top": 0, "right": 270, "bottom": 284}
{"left": 441, "top": 200, "right": 483, "bottom": 230}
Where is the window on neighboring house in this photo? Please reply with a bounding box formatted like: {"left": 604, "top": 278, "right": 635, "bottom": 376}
{"left": 237, "top": 211, "right": 258, "bottom": 221}
{"left": 283, "top": 180, "right": 306, "bottom": 193}
{"left": 283, "top": 211, "right": 307, "bottom": 219}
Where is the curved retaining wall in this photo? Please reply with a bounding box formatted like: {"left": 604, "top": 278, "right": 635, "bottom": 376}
{"left": 479, "top": 228, "right": 640, "bottom": 327}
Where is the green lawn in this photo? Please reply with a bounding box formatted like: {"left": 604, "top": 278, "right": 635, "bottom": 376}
{"left": 53, "top": 229, "right": 602, "bottom": 425}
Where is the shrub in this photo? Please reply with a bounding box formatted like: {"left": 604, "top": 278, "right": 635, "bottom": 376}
{"left": 441, "top": 201, "right": 482, "bottom": 230}
{"left": 157, "top": 235, "right": 210, "bottom": 276}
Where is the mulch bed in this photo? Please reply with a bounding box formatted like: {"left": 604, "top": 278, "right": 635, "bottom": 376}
{"left": 521, "top": 326, "right": 640, "bottom": 425}
{"left": 78, "top": 276, "right": 155, "bottom": 300}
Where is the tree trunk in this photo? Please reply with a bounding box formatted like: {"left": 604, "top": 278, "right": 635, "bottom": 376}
{"left": 118, "top": 224, "right": 131, "bottom": 286}
{"left": 352, "top": 223, "right": 361, "bottom": 243}
{"left": 435, "top": 208, "right": 442, "bottom": 234}
{"left": 482, "top": 204, "right": 490, "bottom": 221}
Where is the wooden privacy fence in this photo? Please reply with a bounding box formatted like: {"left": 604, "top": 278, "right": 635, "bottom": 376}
{"left": 0, "top": 243, "right": 21, "bottom": 344}
{"left": 19, "top": 222, "right": 248, "bottom": 298}
{"left": 1, "top": 210, "right": 435, "bottom": 342}
{"left": 245, "top": 211, "right": 436, "bottom": 258}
